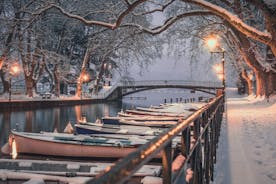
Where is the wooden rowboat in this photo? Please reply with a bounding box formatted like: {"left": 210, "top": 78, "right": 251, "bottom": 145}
{"left": 102, "top": 115, "right": 180, "bottom": 125}
{"left": 75, "top": 123, "right": 166, "bottom": 135}
{"left": 0, "top": 158, "right": 162, "bottom": 177}
{"left": 125, "top": 109, "right": 186, "bottom": 117}
{"left": 3, "top": 131, "right": 155, "bottom": 158}
{"left": 117, "top": 119, "right": 177, "bottom": 127}
{"left": 0, "top": 159, "right": 162, "bottom": 183}
{"left": 137, "top": 103, "right": 207, "bottom": 113}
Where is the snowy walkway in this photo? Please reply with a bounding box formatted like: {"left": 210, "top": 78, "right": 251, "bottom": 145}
{"left": 213, "top": 89, "right": 276, "bottom": 184}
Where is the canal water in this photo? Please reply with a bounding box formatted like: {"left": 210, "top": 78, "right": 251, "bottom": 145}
{"left": 0, "top": 89, "right": 212, "bottom": 158}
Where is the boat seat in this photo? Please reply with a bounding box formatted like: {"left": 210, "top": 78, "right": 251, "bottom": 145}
{"left": 145, "top": 130, "right": 154, "bottom": 134}
{"left": 19, "top": 161, "right": 32, "bottom": 168}
{"left": 67, "top": 164, "right": 80, "bottom": 170}
{"left": 117, "top": 129, "right": 128, "bottom": 133}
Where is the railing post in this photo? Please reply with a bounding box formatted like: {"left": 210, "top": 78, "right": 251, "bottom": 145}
{"left": 162, "top": 141, "right": 172, "bottom": 184}
{"left": 209, "top": 118, "right": 215, "bottom": 181}
{"left": 181, "top": 127, "right": 190, "bottom": 157}
{"left": 204, "top": 126, "right": 210, "bottom": 184}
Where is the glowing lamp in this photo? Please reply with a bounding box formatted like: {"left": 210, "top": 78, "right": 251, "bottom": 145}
{"left": 206, "top": 36, "right": 218, "bottom": 50}
{"left": 213, "top": 64, "right": 223, "bottom": 73}
{"left": 10, "top": 63, "right": 20, "bottom": 76}
{"left": 82, "top": 73, "right": 90, "bottom": 82}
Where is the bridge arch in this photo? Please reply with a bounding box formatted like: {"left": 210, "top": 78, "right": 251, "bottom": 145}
{"left": 121, "top": 86, "right": 217, "bottom": 97}
{"left": 103, "top": 80, "right": 222, "bottom": 100}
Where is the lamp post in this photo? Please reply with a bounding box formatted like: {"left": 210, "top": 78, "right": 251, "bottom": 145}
{"left": 9, "top": 63, "right": 20, "bottom": 101}
{"left": 206, "top": 36, "right": 226, "bottom": 93}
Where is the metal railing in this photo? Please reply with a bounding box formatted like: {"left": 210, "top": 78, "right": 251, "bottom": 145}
{"left": 87, "top": 95, "right": 224, "bottom": 184}
{"left": 118, "top": 80, "right": 222, "bottom": 88}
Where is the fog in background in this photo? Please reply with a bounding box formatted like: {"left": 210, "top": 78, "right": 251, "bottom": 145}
{"left": 116, "top": 12, "right": 238, "bottom": 87}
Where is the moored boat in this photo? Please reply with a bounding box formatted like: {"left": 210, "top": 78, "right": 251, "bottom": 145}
{"left": 125, "top": 109, "right": 186, "bottom": 117}
{"left": 75, "top": 123, "right": 166, "bottom": 135}
{"left": 3, "top": 131, "right": 155, "bottom": 158}
{"left": 117, "top": 119, "right": 177, "bottom": 127}
{"left": 102, "top": 115, "right": 180, "bottom": 125}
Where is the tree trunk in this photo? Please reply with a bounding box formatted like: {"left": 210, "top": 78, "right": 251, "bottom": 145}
{"left": 266, "top": 72, "right": 276, "bottom": 97}
{"left": 0, "top": 70, "right": 9, "bottom": 93}
{"left": 25, "top": 76, "right": 34, "bottom": 97}
{"left": 76, "top": 47, "right": 92, "bottom": 97}
{"left": 93, "top": 60, "right": 107, "bottom": 95}
{"left": 54, "top": 65, "right": 60, "bottom": 97}
{"left": 231, "top": 28, "right": 269, "bottom": 96}
{"left": 228, "top": 1, "right": 276, "bottom": 97}
{"left": 254, "top": 68, "right": 276, "bottom": 97}
{"left": 241, "top": 70, "right": 253, "bottom": 95}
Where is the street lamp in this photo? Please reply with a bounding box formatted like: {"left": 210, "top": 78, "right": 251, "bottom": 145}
{"left": 9, "top": 63, "right": 21, "bottom": 101}
{"left": 206, "top": 36, "right": 226, "bottom": 92}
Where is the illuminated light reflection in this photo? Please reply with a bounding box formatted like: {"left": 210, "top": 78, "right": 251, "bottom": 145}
{"left": 11, "top": 138, "right": 18, "bottom": 159}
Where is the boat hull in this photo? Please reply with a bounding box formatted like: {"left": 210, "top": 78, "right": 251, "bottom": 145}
{"left": 8, "top": 132, "right": 140, "bottom": 158}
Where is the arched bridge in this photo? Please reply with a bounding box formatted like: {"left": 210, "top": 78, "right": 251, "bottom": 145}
{"left": 96, "top": 80, "right": 223, "bottom": 100}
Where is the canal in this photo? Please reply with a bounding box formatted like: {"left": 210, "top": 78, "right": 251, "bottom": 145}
{"left": 0, "top": 89, "right": 211, "bottom": 158}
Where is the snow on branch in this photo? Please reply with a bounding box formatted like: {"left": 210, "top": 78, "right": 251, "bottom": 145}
{"left": 181, "top": 0, "right": 272, "bottom": 45}
{"left": 122, "top": 10, "right": 213, "bottom": 35}
{"left": 133, "top": 0, "right": 175, "bottom": 16}
{"left": 33, "top": 0, "right": 148, "bottom": 29}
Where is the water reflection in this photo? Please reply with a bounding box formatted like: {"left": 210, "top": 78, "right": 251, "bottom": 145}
{"left": 0, "top": 101, "right": 123, "bottom": 153}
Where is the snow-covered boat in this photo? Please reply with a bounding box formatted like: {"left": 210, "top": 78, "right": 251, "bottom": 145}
{"left": 2, "top": 131, "right": 154, "bottom": 158}
{"left": 125, "top": 109, "right": 186, "bottom": 117}
{"left": 0, "top": 158, "right": 162, "bottom": 177}
{"left": 117, "top": 119, "right": 177, "bottom": 127}
{"left": 102, "top": 115, "right": 180, "bottom": 125}
{"left": 135, "top": 102, "right": 206, "bottom": 113}
{"left": 75, "top": 123, "right": 166, "bottom": 135}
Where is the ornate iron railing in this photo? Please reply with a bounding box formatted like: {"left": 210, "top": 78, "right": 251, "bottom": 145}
{"left": 87, "top": 95, "right": 224, "bottom": 184}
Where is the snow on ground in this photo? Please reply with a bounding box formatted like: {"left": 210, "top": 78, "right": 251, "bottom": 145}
{"left": 213, "top": 88, "right": 276, "bottom": 184}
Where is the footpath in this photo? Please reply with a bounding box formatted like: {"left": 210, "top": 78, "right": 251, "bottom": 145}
{"left": 213, "top": 89, "right": 276, "bottom": 184}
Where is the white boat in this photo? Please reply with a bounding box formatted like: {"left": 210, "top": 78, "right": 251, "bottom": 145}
{"left": 2, "top": 131, "right": 158, "bottom": 158}
{"left": 117, "top": 119, "right": 177, "bottom": 127}
{"left": 75, "top": 123, "right": 166, "bottom": 135}
{"left": 125, "top": 109, "right": 186, "bottom": 117}
{"left": 102, "top": 115, "right": 180, "bottom": 125}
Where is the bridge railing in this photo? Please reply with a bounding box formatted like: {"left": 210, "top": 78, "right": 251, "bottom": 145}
{"left": 118, "top": 80, "right": 222, "bottom": 88}
{"left": 90, "top": 80, "right": 222, "bottom": 99}
{"left": 87, "top": 95, "right": 224, "bottom": 184}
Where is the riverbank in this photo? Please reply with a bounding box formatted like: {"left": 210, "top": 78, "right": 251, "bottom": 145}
{"left": 0, "top": 93, "right": 112, "bottom": 111}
